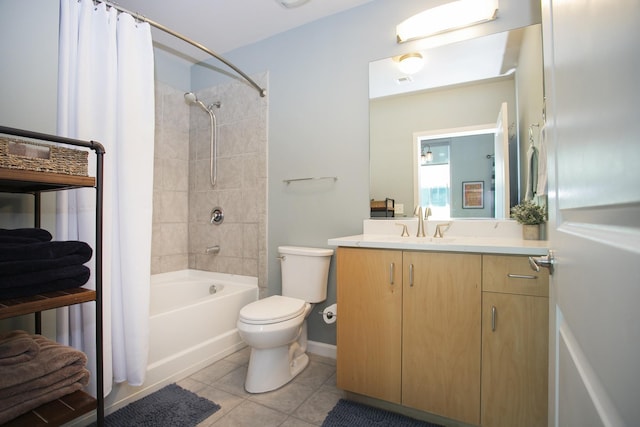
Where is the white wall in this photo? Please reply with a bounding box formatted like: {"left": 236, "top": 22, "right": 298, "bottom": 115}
{"left": 0, "top": 0, "right": 59, "bottom": 334}
{"left": 0, "top": 0, "right": 59, "bottom": 232}
{"left": 0, "top": 0, "right": 59, "bottom": 133}
{"left": 154, "top": 49, "right": 192, "bottom": 92}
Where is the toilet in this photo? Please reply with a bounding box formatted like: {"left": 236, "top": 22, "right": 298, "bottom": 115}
{"left": 237, "top": 245, "right": 334, "bottom": 393}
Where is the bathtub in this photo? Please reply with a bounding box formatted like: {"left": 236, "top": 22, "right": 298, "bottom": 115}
{"left": 96, "top": 269, "right": 258, "bottom": 418}
{"left": 147, "top": 269, "right": 258, "bottom": 376}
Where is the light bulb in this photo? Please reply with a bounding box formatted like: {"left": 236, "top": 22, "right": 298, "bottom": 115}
{"left": 398, "top": 53, "right": 424, "bottom": 74}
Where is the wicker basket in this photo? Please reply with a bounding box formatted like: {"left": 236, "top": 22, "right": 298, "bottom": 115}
{"left": 0, "top": 137, "right": 88, "bottom": 176}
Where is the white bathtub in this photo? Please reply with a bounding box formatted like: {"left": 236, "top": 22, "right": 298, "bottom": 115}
{"left": 148, "top": 269, "right": 258, "bottom": 374}
{"left": 95, "top": 269, "right": 258, "bottom": 419}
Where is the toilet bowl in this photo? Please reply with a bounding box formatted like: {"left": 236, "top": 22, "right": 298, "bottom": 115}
{"left": 237, "top": 245, "right": 333, "bottom": 393}
{"left": 237, "top": 295, "right": 313, "bottom": 393}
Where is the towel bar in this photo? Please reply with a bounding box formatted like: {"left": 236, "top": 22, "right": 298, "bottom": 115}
{"left": 283, "top": 176, "right": 337, "bottom": 184}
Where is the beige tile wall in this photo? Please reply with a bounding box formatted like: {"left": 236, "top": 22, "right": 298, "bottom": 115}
{"left": 151, "top": 81, "right": 190, "bottom": 273}
{"left": 151, "top": 74, "right": 268, "bottom": 294}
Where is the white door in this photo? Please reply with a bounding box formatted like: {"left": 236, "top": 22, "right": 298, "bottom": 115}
{"left": 541, "top": 1, "right": 640, "bottom": 426}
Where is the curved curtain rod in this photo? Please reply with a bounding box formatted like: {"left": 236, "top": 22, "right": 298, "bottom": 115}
{"left": 100, "top": 1, "right": 267, "bottom": 98}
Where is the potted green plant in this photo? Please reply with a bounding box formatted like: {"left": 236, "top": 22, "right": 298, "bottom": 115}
{"left": 510, "top": 200, "right": 547, "bottom": 240}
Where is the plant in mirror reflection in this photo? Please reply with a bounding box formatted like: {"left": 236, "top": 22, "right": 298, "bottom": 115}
{"left": 510, "top": 200, "right": 547, "bottom": 225}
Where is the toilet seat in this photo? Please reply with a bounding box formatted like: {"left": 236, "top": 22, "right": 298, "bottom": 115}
{"left": 239, "top": 295, "right": 307, "bottom": 325}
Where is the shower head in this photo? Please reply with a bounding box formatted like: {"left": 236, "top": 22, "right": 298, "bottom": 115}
{"left": 184, "top": 92, "right": 198, "bottom": 104}
{"left": 184, "top": 92, "right": 221, "bottom": 112}
{"left": 184, "top": 92, "right": 208, "bottom": 113}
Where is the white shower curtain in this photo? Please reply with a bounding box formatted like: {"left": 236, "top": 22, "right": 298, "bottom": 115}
{"left": 56, "top": 0, "right": 155, "bottom": 395}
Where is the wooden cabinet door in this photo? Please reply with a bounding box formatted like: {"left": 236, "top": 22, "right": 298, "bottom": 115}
{"left": 336, "top": 247, "right": 403, "bottom": 403}
{"left": 402, "top": 251, "right": 482, "bottom": 425}
{"left": 481, "top": 292, "right": 549, "bottom": 427}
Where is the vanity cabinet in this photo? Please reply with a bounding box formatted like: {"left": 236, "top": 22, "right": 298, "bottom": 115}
{"left": 336, "top": 247, "right": 549, "bottom": 427}
{"left": 481, "top": 255, "right": 549, "bottom": 427}
{"left": 336, "top": 247, "right": 402, "bottom": 403}
{"left": 336, "top": 247, "right": 482, "bottom": 424}
{"left": 402, "top": 251, "right": 481, "bottom": 425}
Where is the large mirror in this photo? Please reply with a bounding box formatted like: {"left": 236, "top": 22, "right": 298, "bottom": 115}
{"left": 369, "top": 24, "right": 544, "bottom": 219}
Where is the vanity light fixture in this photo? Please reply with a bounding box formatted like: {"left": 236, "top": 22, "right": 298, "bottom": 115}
{"left": 275, "top": 0, "right": 311, "bottom": 8}
{"left": 397, "top": 52, "right": 425, "bottom": 75}
{"left": 396, "top": 0, "right": 499, "bottom": 43}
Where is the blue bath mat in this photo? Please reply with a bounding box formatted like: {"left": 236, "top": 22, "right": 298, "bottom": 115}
{"left": 322, "top": 399, "right": 443, "bottom": 427}
{"left": 93, "top": 383, "right": 220, "bottom": 426}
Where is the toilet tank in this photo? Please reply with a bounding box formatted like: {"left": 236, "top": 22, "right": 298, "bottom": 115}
{"left": 279, "top": 246, "right": 334, "bottom": 303}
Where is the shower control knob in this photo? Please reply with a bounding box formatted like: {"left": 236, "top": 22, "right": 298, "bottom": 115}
{"left": 210, "top": 207, "right": 224, "bottom": 225}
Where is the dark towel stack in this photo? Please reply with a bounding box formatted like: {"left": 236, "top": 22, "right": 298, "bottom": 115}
{"left": 0, "top": 330, "right": 90, "bottom": 424}
{"left": 0, "top": 228, "right": 92, "bottom": 299}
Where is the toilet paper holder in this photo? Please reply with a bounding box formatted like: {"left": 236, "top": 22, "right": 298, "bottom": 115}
{"left": 318, "top": 308, "right": 336, "bottom": 320}
{"left": 319, "top": 303, "right": 337, "bottom": 324}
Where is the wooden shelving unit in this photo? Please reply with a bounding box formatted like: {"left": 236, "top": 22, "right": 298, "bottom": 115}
{"left": 0, "top": 126, "right": 105, "bottom": 427}
{"left": 0, "top": 168, "right": 95, "bottom": 193}
{"left": 1, "top": 391, "right": 97, "bottom": 427}
{"left": 0, "top": 288, "right": 96, "bottom": 320}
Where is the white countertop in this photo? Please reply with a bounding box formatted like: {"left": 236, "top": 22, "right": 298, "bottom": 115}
{"left": 328, "top": 219, "right": 549, "bottom": 255}
{"left": 327, "top": 234, "right": 549, "bottom": 255}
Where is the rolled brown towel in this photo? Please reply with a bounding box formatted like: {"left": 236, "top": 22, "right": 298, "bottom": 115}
{"left": 0, "top": 330, "right": 39, "bottom": 366}
{"left": 0, "top": 367, "right": 90, "bottom": 409}
{"left": 0, "top": 368, "right": 89, "bottom": 425}
{"left": 0, "top": 333, "right": 90, "bottom": 424}
{"left": 0, "top": 334, "right": 87, "bottom": 391}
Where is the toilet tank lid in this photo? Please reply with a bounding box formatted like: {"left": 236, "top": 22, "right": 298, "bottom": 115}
{"left": 278, "top": 246, "right": 334, "bottom": 256}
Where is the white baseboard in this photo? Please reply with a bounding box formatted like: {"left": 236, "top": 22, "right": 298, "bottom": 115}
{"left": 307, "top": 340, "right": 336, "bottom": 359}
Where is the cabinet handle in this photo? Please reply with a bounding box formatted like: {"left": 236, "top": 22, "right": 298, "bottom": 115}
{"left": 491, "top": 306, "right": 497, "bottom": 331}
{"left": 507, "top": 273, "right": 538, "bottom": 280}
{"left": 409, "top": 264, "right": 414, "bottom": 287}
{"left": 390, "top": 262, "right": 395, "bottom": 285}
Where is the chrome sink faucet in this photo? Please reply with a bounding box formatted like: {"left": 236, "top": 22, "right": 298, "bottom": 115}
{"left": 433, "top": 222, "right": 451, "bottom": 238}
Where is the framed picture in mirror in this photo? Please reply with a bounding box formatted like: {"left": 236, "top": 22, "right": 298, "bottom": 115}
{"left": 463, "top": 181, "right": 484, "bottom": 209}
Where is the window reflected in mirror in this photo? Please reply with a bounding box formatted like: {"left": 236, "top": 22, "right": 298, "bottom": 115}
{"left": 419, "top": 140, "right": 450, "bottom": 218}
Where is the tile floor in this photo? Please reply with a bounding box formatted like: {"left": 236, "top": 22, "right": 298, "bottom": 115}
{"left": 178, "top": 347, "right": 345, "bottom": 426}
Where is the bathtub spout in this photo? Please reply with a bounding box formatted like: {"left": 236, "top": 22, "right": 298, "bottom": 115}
{"left": 205, "top": 245, "right": 220, "bottom": 254}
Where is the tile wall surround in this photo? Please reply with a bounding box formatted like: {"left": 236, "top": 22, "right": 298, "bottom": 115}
{"left": 151, "top": 73, "right": 268, "bottom": 294}
{"left": 152, "top": 81, "right": 190, "bottom": 274}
